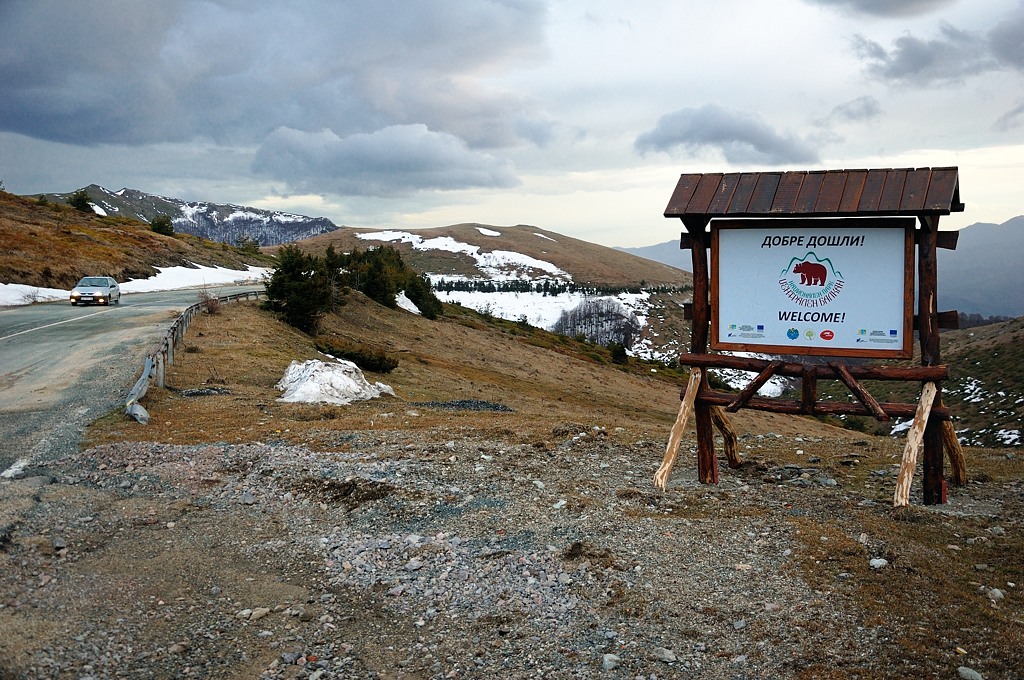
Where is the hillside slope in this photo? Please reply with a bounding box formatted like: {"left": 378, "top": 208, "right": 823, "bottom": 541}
{"left": 0, "top": 190, "right": 273, "bottom": 289}
{"left": 286, "top": 223, "right": 691, "bottom": 289}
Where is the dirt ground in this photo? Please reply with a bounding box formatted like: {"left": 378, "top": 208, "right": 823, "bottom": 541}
{"left": 1, "top": 299, "right": 1020, "bottom": 679}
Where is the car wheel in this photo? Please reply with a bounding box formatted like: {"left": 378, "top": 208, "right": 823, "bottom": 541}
{"left": 71, "top": 301, "right": 78, "bottom": 306}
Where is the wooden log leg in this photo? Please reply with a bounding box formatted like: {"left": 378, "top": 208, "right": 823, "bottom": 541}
{"left": 695, "top": 403, "right": 718, "bottom": 484}
{"left": 654, "top": 368, "right": 701, "bottom": 491}
{"left": 943, "top": 419, "right": 967, "bottom": 486}
{"left": 710, "top": 406, "right": 741, "bottom": 468}
{"left": 894, "top": 382, "right": 937, "bottom": 507}
{"left": 923, "top": 416, "right": 946, "bottom": 505}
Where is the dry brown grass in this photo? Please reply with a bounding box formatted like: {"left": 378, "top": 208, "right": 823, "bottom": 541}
{"left": 86, "top": 290, "right": 852, "bottom": 451}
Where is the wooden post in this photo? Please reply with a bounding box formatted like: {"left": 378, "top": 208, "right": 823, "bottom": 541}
{"left": 943, "top": 418, "right": 968, "bottom": 486}
{"left": 654, "top": 368, "right": 702, "bottom": 490}
{"left": 895, "top": 382, "right": 938, "bottom": 507}
{"left": 918, "top": 216, "right": 946, "bottom": 504}
{"left": 710, "top": 406, "right": 742, "bottom": 468}
{"left": 684, "top": 217, "right": 718, "bottom": 484}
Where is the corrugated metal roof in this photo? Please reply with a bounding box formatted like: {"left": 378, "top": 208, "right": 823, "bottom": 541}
{"left": 664, "top": 167, "right": 963, "bottom": 219}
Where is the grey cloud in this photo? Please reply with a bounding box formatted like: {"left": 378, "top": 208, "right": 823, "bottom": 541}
{"left": 993, "top": 103, "right": 1024, "bottom": 131}
{"left": 815, "top": 96, "right": 882, "bottom": 126}
{"left": 634, "top": 104, "right": 820, "bottom": 165}
{"left": 251, "top": 124, "right": 520, "bottom": 197}
{"left": 851, "top": 4, "right": 1024, "bottom": 87}
{"left": 853, "top": 23, "right": 995, "bottom": 85}
{"left": 802, "top": 0, "right": 957, "bottom": 17}
{"left": 0, "top": 0, "right": 548, "bottom": 148}
{"left": 989, "top": 4, "right": 1024, "bottom": 71}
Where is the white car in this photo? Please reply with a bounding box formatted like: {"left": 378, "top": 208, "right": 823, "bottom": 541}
{"left": 70, "top": 276, "right": 121, "bottom": 306}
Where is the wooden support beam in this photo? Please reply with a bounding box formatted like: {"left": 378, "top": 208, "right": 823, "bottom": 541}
{"left": 914, "top": 310, "right": 960, "bottom": 331}
{"left": 943, "top": 418, "right": 968, "bottom": 486}
{"left": 677, "top": 352, "right": 949, "bottom": 382}
{"left": 894, "top": 382, "right": 938, "bottom": 507}
{"left": 710, "top": 406, "right": 742, "bottom": 468}
{"left": 654, "top": 368, "right": 701, "bottom": 491}
{"left": 800, "top": 365, "right": 816, "bottom": 414}
{"left": 692, "top": 388, "right": 951, "bottom": 420}
{"left": 695, "top": 403, "right": 718, "bottom": 484}
{"left": 726, "top": 360, "right": 784, "bottom": 412}
{"left": 829, "top": 362, "right": 889, "bottom": 421}
{"left": 681, "top": 218, "right": 718, "bottom": 486}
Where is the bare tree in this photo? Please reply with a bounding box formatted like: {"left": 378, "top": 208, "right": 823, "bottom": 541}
{"left": 552, "top": 298, "right": 640, "bottom": 348}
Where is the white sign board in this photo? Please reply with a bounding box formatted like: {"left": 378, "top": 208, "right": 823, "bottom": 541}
{"left": 711, "top": 218, "right": 914, "bottom": 358}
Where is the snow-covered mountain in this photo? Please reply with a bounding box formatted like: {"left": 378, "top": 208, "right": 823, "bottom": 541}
{"left": 40, "top": 185, "right": 339, "bottom": 246}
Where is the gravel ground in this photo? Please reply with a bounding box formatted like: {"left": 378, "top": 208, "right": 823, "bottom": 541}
{"left": 0, "top": 426, "right": 1019, "bottom": 679}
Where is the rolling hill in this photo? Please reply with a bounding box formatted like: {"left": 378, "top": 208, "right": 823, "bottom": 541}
{"left": 283, "top": 222, "right": 690, "bottom": 289}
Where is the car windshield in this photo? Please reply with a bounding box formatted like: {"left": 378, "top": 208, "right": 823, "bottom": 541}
{"left": 77, "top": 278, "right": 109, "bottom": 287}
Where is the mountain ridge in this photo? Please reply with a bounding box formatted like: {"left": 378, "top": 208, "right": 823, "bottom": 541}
{"left": 34, "top": 184, "right": 339, "bottom": 246}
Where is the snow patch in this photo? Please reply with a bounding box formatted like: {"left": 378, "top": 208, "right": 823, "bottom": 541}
{"left": 120, "top": 264, "right": 271, "bottom": 292}
{"left": 357, "top": 230, "right": 570, "bottom": 281}
{"left": 1, "top": 263, "right": 271, "bottom": 306}
{"left": 396, "top": 291, "right": 421, "bottom": 315}
{"left": 713, "top": 352, "right": 787, "bottom": 397}
{"left": 995, "top": 429, "right": 1020, "bottom": 446}
{"left": 477, "top": 227, "right": 501, "bottom": 237}
{"left": 275, "top": 359, "right": 395, "bottom": 405}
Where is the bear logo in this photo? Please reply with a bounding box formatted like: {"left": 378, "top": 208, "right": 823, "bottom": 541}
{"left": 792, "top": 261, "right": 827, "bottom": 286}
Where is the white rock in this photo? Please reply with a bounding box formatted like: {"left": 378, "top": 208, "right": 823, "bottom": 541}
{"left": 869, "top": 558, "right": 889, "bottom": 570}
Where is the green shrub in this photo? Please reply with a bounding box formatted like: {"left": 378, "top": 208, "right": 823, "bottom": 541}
{"left": 235, "top": 234, "right": 261, "bottom": 254}
{"left": 609, "top": 342, "right": 629, "bottom": 365}
{"left": 151, "top": 215, "right": 174, "bottom": 236}
{"left": 68, "top": 188, "right": 92, "bottom": 213}
{"left": 264, "top": 245, "right": 335, "bottom": 334}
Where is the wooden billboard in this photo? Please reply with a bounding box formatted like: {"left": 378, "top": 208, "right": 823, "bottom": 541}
{"left": 654, "top": 168, "right": 966, "bottom": 506}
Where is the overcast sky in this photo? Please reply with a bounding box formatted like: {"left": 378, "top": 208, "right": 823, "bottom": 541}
{"left": 2, "top": 0, "right": 1022, "bottom": 247}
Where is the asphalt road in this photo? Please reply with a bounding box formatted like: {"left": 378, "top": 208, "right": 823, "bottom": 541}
{"left": 0, "top": 285, "right": 262, "bottom": 477}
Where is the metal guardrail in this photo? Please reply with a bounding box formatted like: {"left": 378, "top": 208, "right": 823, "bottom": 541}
{"left": 125, "top": 289, "right": 265, "bottom": 424}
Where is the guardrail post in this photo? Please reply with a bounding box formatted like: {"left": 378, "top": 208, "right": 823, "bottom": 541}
{"left": 155, "top": 351, "right": 165, "bottom": 388}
